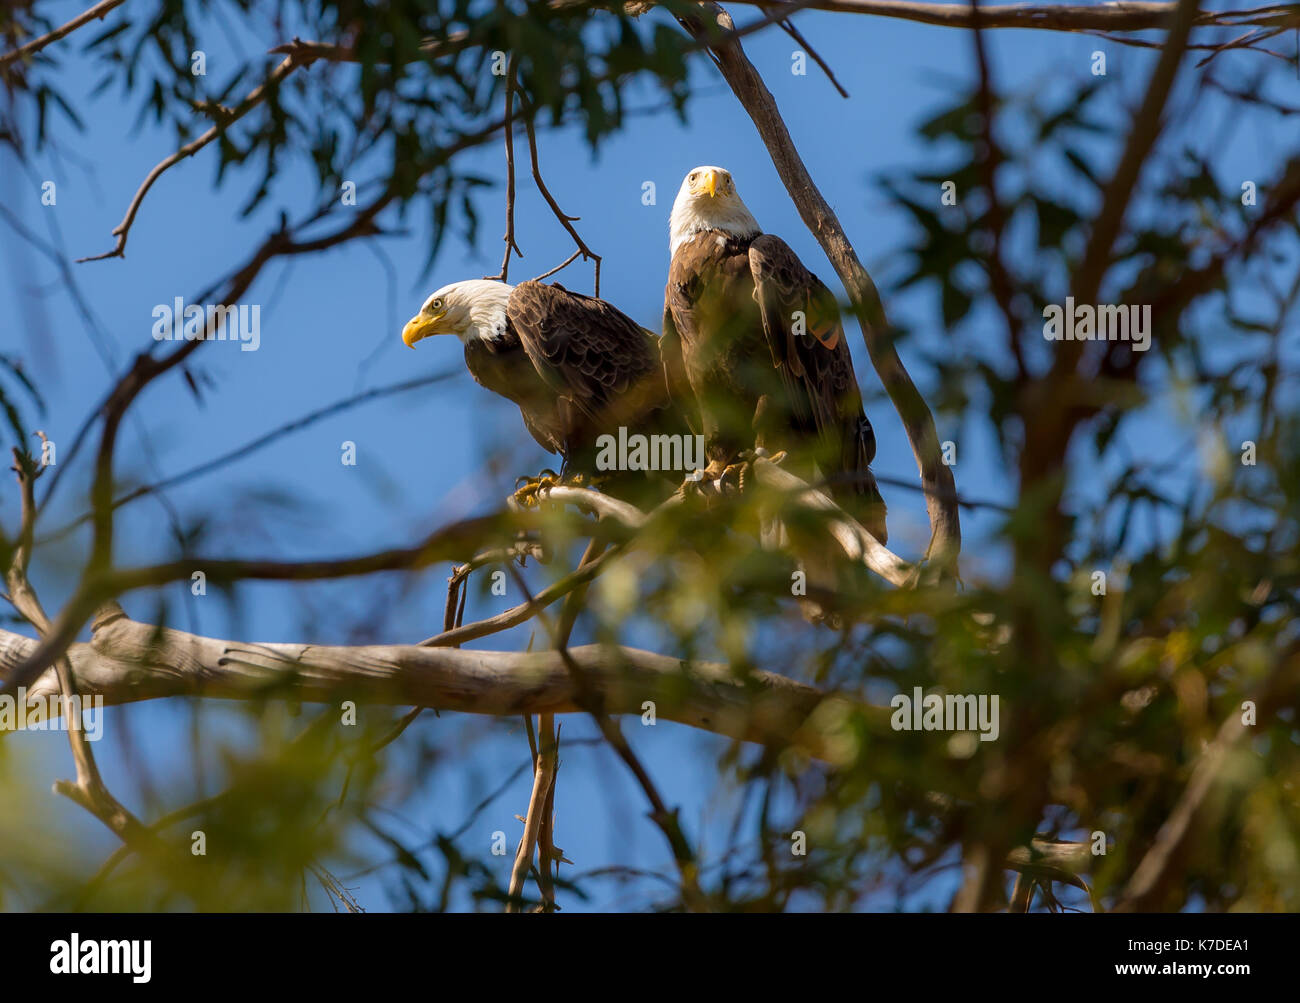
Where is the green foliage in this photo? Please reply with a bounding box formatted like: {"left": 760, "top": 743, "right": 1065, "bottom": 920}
{"left": 1, "top": 2, "right": 1297, "bottom": 913}
{"left": 4, "top": 0, "right": 692, "bottom": 269}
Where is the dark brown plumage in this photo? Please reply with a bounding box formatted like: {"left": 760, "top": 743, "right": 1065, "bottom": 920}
{"left": 404, "top": 279, "right": 685, "bottom": 502}
{"left": 664, "top": 230, "right": 888, "bottom": 543}
{"left": 505, "top": 280, "right": 670, "bottom": 472}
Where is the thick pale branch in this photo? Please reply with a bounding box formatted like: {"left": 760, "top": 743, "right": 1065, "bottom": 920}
{"left": 0, "top": 611, "right": 872, "bottom": 763}
{"left": 0, "top": 609, "right": 1095, "bottom": 895}
{"left": 752, "top": 458, "right": 915, "bottom": 586}
{"left": 0, "top": 507, "right": 528, "bottom": 701}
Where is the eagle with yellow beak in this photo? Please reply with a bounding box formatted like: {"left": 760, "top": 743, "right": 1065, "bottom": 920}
{"left": 663, "top": 165, "right": 887, "bottom": 543}
{"left": 402, "top": 278, "right": 682, "bottom": 502}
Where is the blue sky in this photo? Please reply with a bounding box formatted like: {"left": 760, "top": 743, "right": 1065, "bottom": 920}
{"left": 1, "top": 3, "right": 1291, "bottom": 911}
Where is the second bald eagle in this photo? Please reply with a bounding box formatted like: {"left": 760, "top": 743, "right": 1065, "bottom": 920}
{"left": 663, "top": 166, "right": 888, "bottom": 543}
{"left": 402, "top": 278, "right": 682, "bottom": 503}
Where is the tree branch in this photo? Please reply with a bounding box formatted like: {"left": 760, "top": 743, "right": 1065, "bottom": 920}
{"left": 78, "top": 52, "right": 317, "bottom": 263}
{"left": 3, "top": 452, "right": 157, "bottom": 852}
{"left": 486, "top": 53, "right": 524, "bottom": 284}
{"left": 517, "top": 93, "right": 603, "bottom": 297}
{"left": 37, "top": 367, "right": 461, "bottom": 547}
{"left": 1115, "top": 642, "right": 1300, "bottom": 911}
{"left": 0, "top": 610, "right": 877, "bottom": 764}
{"left": 0, "top": 0, "right": 126, "bottom": 72}
{"left": 503, "top": 561, "right": 706, "bottom": 906}
{"left": 713, "top": 0, "right": 1298, "bottom": 32}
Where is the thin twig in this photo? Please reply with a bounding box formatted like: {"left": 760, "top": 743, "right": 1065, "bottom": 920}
{"left": 771, "top": 14, "right": 849, "bottom": 96}
{"left": 518, "top": 94, "right": 602, "bottom": 296}
{"left": 78, "top": 52, "right": 316, "bottom": 262}
{"left": 530, "top": 248, "right": 583, "bottom": 284}
{"left": 0, "top": 0, "right": 126, "bottom": 71}
{"left": 4, "top": 450, "right": 156, "bottom": 852}
{"left": 503, "top": 561, "right": 706, "bottom": 910}
{"left": 487, "top": 53, "right": 524, "bottom": 283}
{"left": 37, "top": 368, "right": 460, "bottom": 546}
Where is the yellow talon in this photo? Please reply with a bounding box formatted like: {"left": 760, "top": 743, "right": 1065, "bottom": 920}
{"left": 513, "top": 470, "right": 561, "bottom": 507}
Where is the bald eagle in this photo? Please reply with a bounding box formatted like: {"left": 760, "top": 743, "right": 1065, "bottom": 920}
{"left": 402, "top": 278, "right": 683, "bottom": 502}
{"left": 663, "top": 166, "right": 887, "bottom": 543}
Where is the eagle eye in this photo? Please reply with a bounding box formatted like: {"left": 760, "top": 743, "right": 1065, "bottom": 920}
{"left": 689, "top": 172, "right": 698, "bottom": 183}
{"left": 430, "top": 298, "right": 444, "bottom": 312}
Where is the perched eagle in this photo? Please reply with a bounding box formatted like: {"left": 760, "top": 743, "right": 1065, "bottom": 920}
{"left": 663, "top": 165, "right": 888, "bottom": 543}
{"left": 402, "top": 278, "right": 682, "bottom": 502}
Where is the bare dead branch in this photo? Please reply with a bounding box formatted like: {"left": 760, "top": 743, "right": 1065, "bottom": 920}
{"left": 38, "top": 367, "right": 461, "bottom": 547}
{"left": 535, "top": 719, "right": 565, "bottom": 908}
{"left": 507, "top": 711, "right": 559, "bottom": 911}
{"left": 530, "top": 248, "right": 583, "bottom": 284}
{"left": 518, "top": 94, "right": 603, "bottom": 297}
{"left": 78, "top": 52, "right": 317, "bottom": 263}
{"left": 507, "top": 536, "right": 603, "bottom": 911}
{"left": 0, "top": 610, "right": 877, "bottom": 763}
{"left": 504, "top": 562, "right": 707, "bottom": 908}
{"left": 0, "top": 0, "right": 126, "bottom": 72}
{"left": 1080, "top": 24, "right": 1290, "bottom": 54}
{"left": 487, "top": 53, "right": 524, "bottom": 284}
{"left": 3, "top": 451, "right": 157, "bottom": 852}
{"left": 771, "top": 13, "right": 850, "bottom": 97}
{"left": 718, "top": 0, "right": 1299, "bottom": 32}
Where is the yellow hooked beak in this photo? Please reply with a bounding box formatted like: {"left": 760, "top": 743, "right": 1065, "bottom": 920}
{"left": 692, "top": 169, "right": 719, "bottom": 198}
{"left": 402, "top": 310, "right": 444, "bottom": 349}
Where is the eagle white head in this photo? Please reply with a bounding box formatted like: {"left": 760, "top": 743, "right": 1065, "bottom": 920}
{"left": 668, "top": 165, "right": 761, "bottom": 255}
{"left": 402, "top": 279, "right": 514, "bottom": 348}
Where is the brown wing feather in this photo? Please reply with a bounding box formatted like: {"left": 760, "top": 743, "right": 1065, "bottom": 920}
{"left": 659, "top": 298, "right": 699, "bottom": 435}
{"left": 749, "top": 234, "right": 888, "bottom": 542}
{"left": 666, "top": 232, "right": 771, "bottom": 464}
{"left": 508, "top": 281, "right": 657, "bottom": 416}
{"left": 507, "top": 280, "right": 686, "bottom": 476}
{"left": 462, "top": 333, "right": 566, "bottom": 456}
